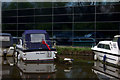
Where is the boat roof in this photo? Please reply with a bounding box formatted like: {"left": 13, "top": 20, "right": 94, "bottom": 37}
{"left": 99, "top": 41, "right": 112, "bottom": 44}
{"left": 114, "top": 35, "right": 120, "bottom": 38}
{"left": 0, "top": 33, "right": 11, "bottom": 36}
{"left": 23, "top": 30, "right": 47, "bottom": 35}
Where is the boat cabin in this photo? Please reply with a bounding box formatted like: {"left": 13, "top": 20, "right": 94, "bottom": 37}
{"left": 0, "top": 33, "right": 13, "bottom": 48}
{"left": 21, "top": 30, "right": 52, "bottom": 50}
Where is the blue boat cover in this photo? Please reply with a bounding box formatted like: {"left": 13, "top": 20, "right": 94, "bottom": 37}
{"left": 23, "top": 30, "right": 47, "bottom": 35}
{"left": 0, "top": 33, "right": 11, "bottom": 36}
{"left": 22, "top": 30, "right": 52, "bottom": 50}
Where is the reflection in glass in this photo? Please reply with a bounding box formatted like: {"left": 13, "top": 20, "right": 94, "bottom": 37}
{"left": 74, "top": 23, "right": 94, "bottom": 30}
{"left": 53, "top": 23, "right": 72, "bottom": 30}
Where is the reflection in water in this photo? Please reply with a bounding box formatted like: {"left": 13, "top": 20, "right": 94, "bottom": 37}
{"left": 92, "top": 61, "right": 120, "bottom": 80}
{"left": 1, "top": 57, "right": 98, "bottom": 79}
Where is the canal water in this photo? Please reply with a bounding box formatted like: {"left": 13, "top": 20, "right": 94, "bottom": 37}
{"left": 0, "top": 56, "right": 119, "bottom": 79}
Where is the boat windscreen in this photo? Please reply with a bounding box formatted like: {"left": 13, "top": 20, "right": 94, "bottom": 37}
{"left": 0, "top": 36, "right": 10, "bottom": 41}
{"left": 30, "top": 34, "right": 45, "bottom": 43}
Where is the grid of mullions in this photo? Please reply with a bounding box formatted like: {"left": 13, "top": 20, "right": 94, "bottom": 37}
{"left": 2, "top": 2, "right": 120, "bottom": 46}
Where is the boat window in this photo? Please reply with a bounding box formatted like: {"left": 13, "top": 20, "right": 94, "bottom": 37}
{"left": 113, "top": 37, "right": 118, "bottom": 42}
{"left": 0, "top": 36, "right": 10, "bottom": 41}
{"left": 31, "top": 34, "right": 45, "bottom": 43}
{"left": 104, "top": 45, "right": 110, "bottom": 50}
{"left": 97, "top": 44, "right": 104, "bottom": 48}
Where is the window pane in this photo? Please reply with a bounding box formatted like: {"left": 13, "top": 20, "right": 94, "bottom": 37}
{"left": 96, "top": 5, "right": 120, "bottom": 13}
{"left": 35, "top": 8, "right": 52, "bottom": 15}
{"left": 96, "top": 13, "right": 120, "bottom": 21}
{"left": 96, "top": 23, "right": 119, "bottom": 30}
{"left": 2, "top": 10, "right": 17, "bottom": 17}
{"left": 74, "top": 14, "right": 95, "bottom": 22}
{"left": 54, "top": 7, "right": 73, "bottom": 14}
{"left": 18, "top": 2, "right": 34, "bottom": 9}
{"left": 18, "top": 17, "right": 34, "bottom": 23}
{"left": 2, "top": 24, "right": 17, "bottom": 30}
{"left": 74, "top": 6, "right": 95, "bottom": 14}
{"left": 53, "top": 2, "right": 71, "bottom": 7}
{"left": 35, "top": 23, "right": 52, "bottom": 30}
{"left": 74, "top": 23, "right": 94, "bottom": 30}
{"left": 35, "top": 16, "right": 52, "bottom": 23}
{"left": 2, "top": 17, "right": 17, "bottom": 23}
{"left": 35, "top": 2, "right": 52, "bottom": 8}
{"left": 31, "top": 34, "right": 45, "bottom": 42}
{"left": 54, "top": 15, "right": 72, "bottom": 22}
{"left": 18, "top": 9, "right": 34, "bottom": 16}
{"left": 53, "top": 31, "right": 72, "bottom": 38}
{"left": 74, "top": 31, "right": 95, "bottom": 38}
{"left": 18, "top": 24, "right": 35, "bottom": 30}
{"left": 2, "top": 2, "right": 17, "bottom": 10}
{"left": 53, "top": 23, "right": 72, "bottom": 30}
{"left": 96, "top": 31, "right": 119, "bottom": 39}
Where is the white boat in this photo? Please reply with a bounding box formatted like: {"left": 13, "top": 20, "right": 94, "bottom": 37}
{"left": 92, "top": 61, "right": 120, "bottom": 80}
{"left": 15, "top": 30, "right": 57, "bottom": 62}
{"left": 0, "top": 33, "right": 14, "bottom": 56}
{"left": 91, "top": 35, "right": 120, "bottom": 65}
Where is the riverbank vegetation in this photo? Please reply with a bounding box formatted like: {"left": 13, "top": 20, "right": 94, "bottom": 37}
{"left": 56, "top": 46, "right": 93, "bottom": 55}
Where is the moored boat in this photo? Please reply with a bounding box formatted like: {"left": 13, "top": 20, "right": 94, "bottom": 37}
{"left": 15, "top": 30, "right": 57, "bottom": 62}
{"left": 91, "top": 35, "right": 120, "bottom": 65}
{"left": 0, "top": 33, "right": 14, "bottom": 56}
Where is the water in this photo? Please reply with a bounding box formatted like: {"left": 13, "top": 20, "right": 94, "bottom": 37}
{"left": 1, "top": 56, "right": 119, "bottom": 79}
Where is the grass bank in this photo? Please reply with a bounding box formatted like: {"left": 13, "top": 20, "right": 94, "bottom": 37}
{"left": 56, "top": 46, "right": 93, "bottom": 55}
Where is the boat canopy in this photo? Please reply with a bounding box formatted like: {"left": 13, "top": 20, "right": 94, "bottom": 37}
{"left": 23, "top": 30, "right": 47, "bottom": 35}
{"left": 22, "top": 30, "right": 51, "bottom": 49}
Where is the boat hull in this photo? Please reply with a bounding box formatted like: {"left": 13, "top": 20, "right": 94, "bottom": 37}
{"left": 0, "top": 47, "right": 14, "bottom": 56}
{"left": 92, "top": 50, "right": 120, "bottom": 65}
{"left": 16, "top": 48, "right": 56, "bottom": 62}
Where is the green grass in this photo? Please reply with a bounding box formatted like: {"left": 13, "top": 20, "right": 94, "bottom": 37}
{"left": 56, "top": 46, "right": 92, "bottom": 55}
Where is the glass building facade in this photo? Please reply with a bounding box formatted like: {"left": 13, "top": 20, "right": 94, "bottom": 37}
{"left": 1, "top": 2, "right": 120, "bottom": 46}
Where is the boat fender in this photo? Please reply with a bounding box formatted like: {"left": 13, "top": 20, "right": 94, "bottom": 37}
{"left": 103, "top": 55, "right": 106, "bottom": 62}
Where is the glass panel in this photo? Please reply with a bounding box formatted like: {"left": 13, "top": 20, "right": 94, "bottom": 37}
{"left": 18, "top": 2, "right": 34, "bottom": 9}
{"left": 96, "top": 31, "right": 119, "bottom": 39}
{"left": 35, "top": 2, "right": 52, "bottom": 8}
{"left": 31, "top": 34, "right": 45, "bottom": 42}
{"left": 53, "top": 31, "right": 72, "bottom": 38}
{"left": 54, "top": 15, "right": 72, "bottom": 22}
{"left": 73, "top": 2, "right": 94, "bottom": 6}
{"left": 18, "top": 24, "right": 35, "bottom": 30}
{"left": 74, "top": 23, "right": 94, "bottom": 30}
{"left": 2, "top": 24, "right": 17, "bottom": 30}
{"left": 2, "top": 2, "right": 17, "bottom": 10}
{"left": 53, "top": 2, "right": 71, "bottom": 7}
{"left": 35, "top": 23, "right": 52, "bottom": 30}
{"left": 18, "top": 17, "right": 34, "bottom": 23}
{"left": 2, "top": 10, "right": 17, "bottom": 17}
{"left": 54, "top": 7, "right": 73, "bottom": 14}
{"left": 35, "top": 16, "right": 52, "bottom": 23}
{"left": 96, "top": 2, "right": 119, "bottom": 5}
{"left": 18, "top": 9, "right": 34, "bottom": 16}
{"left": 74, "top": 14, "right": 95, "bottom": 22}
{"left": 96, "top": 13, "right": 120, "bottom": 21}
{"left": 74, "top": 6, "right": 95, "bottom": 14}
{"left": 53, "top": 23, "right": 72, "bottom": 30}
{"left": 2, "top": 17, "right": 17, "bottom": 23}
{"left": 35, "top": 8, "right": 52, "bottom": 15}
{"left": 74, "top": 31, "right": 95, "bottom": 38}
{"left": 96, "top": 23, "right": 119, "bottom": 30}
